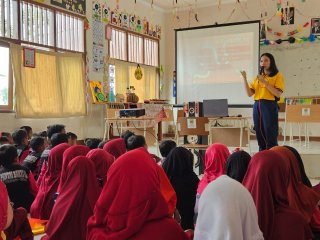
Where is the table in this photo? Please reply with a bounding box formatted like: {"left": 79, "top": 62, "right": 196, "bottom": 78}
{"left": 208, "top": 117, "right": 250, "bottom": 151}
{"left": 103, "top": 116, "right": 158, "bottom": 141}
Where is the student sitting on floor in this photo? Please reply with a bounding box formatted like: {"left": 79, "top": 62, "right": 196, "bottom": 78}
{"left": 66, "top": 132, "right": 77, "bottom": 146}
{"left": 12, "top": 129, "right": 30, "bottom": 164}
{"left": 38, "top": 125, "right": 66, "bottom": 176}
{"left": 87, "top": 148, "right": 189, "bottom": 240}
{"left": 0, "top": 145, "right": 38, "bottom": 212}
{"left": 86, "top": 149, "right": 114, "bottom": 189}
{"left": 243, "top": 150, "right": 313, "bottom": 240}
{"left": 271, "top": 146, "right": 320, "bottom": 238}
{"left": 30, "top": 143, "right": 70, "bottom": 220}
{"left": 20, "top": 126, "right": 33, "bottom": 141}
{"left": 43, "top": 156, "right": 100, "bottom": 240}
{"left": 103, "top": 138, "right": 126, "bottom": 159}
{"left": 195, "top": 143, "right": 230, "bottom": 217}
{"left": 125, "top": 135, "right": 177, "bottom": 217}
{"left": 226, "top": 150, "right": 251, "bottom": 183}
{"left": 37, "top": 128, "right": 67, "bottom": 186}
{"left": 0, "top": 181, "right": 13, "bottom": 240}
{"left": 0, "top": 132, "right": 14, "bottom": 144}
{"left": 121, "top": 130, "right": 135, "bottom": 150}
{"left": 159, "top": 140, "right": 177, "bottom": 165}
{"left": 22, "top": 137, "right": 46, "bottom": 180}
{"left": 0, "top": 136, "right": 9, "bottom": 146}
{"left": 57, "top": 145, "right": 90, "bottom": 193}
{"left": 163, "top": 147, "right": 199, "bottom": 231}
{"left": 85, "top": 138, "right": 102, "bottom": 150}
{"left": 194, "top": 175, "right": 263, "bottom": 240}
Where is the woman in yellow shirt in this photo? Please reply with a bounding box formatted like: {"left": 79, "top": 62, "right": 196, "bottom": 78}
{"left": 241, "top": 53, "right": 284, "bottom": 151}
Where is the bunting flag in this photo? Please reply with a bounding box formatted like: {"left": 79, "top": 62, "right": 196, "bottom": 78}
{"left": 265, "top": 22, "right": 309, "bottom": 37}
{"left": 261, "top": 34, "right": 320, "bottom": 46}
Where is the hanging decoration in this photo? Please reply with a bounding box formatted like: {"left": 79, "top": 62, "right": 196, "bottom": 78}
{"left": 261, "top": 34, "right": 320, "bottom": 46}
{"left": 84, "top": 17, "right": 90, "bottom": 30}
{"left": 265, "top": 22, "right": 309, "bottom": 37}
{"left": 102, "top": 4, "right": 161, "bottom": 39}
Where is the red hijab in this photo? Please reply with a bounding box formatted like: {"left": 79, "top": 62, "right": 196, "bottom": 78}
{"left": 86, "top": 149, "right": 115, "bottom": 188}
{"left": 43, "top": 156, "right": 100, "bottom": 240}
{"left": 87, "top": 148, "right": 188, "bottom": 240}
{"left": 197, "top": 143, "right": 230, "bottom": 194}
{"left": 30, "top": 143, "right": 70, "bottom": 220}
{"left": 243, "top": 150, "right": 312, "bottom": 240}
{"left": 271, "top": 146, "right": 320, "bottom": 223}
{"left": 103, "top": 138, "right": 126, "bottom": 159}
{"left": 0, "top": 181, "right": 8, "bottom": 231}
{"left": 57, "top": 145, "right": 90, "bottom": 192}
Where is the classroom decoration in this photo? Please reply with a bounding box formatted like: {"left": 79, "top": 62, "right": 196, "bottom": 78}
{"left": 265, "top": 22, "right": 309, "bottom": 37}
{"left": 89, "top": 80, "right": 107, "bottom": 103}
{"left": 98, "top": 5, "right": 161, "bottom": 39}
{"left": 102, "top": 4, "right": 111, "bottom": 23}
{"left": 134, "top": 64, "right": 143, "bottom": 80}
{"left": 84, "top": 17, "right": 90, "bottom": 30}
{"left": 92, "top": 1, "right": 101, "bottom": 21}
{"left": 51, "top": 0, "right": 85, "bottom": 15}
{"left": 92, "top": 19, "right": 104, "bottom": 72}
{"left": 23, "top": 48, "right": 36, "bottom": 68}
{"left": 261, "top": 34, "right": 320, "bottom": 46}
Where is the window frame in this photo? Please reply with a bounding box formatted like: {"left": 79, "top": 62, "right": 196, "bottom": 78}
{"left": 0, "top": 0, "right": 86, "bottom": 53}
{"left": 0, "top": 41, "right": 13, "bottom": 112}
{"left": 108, "top": 24, "right": 160, "bottom": 68}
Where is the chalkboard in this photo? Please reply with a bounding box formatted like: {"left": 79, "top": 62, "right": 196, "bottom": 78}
{"left": 261, "top": 42, "right": 320, "bottom": 97}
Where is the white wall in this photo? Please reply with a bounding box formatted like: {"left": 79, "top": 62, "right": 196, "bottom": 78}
{"left": 0, "top": 0, "right": 165, "bottom": 139}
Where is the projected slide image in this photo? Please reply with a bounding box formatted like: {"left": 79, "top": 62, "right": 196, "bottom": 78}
{"left": 176, "top": 22, "right": 259, "bottom": 104}
{"left": 180, "top": 32, "right": 254, "bottom": 85}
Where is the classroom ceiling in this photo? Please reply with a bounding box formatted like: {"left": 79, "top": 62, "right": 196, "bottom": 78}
{"left": 140, "top": 0, "right": 243, "bottom": 10}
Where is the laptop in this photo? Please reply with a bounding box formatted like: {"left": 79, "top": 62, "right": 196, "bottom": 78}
{"left": 203, "top": 99, "right": 229, "bottom": 117}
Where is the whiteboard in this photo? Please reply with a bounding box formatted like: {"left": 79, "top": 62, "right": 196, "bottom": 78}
{"left": 261, "top": 42, "right": 320, "bottom": 98}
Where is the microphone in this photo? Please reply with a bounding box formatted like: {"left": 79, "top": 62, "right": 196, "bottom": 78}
{"left": 259, "top": 66, "right": 264, "bottom": 75}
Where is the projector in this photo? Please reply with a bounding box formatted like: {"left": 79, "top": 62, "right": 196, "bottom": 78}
{"left": 119, "top": 108, "right": 146, "bottom": 118}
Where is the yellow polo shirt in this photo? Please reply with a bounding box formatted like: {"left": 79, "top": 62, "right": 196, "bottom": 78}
{"left": 249, "top": 72, "right": 284, "bottom": 101}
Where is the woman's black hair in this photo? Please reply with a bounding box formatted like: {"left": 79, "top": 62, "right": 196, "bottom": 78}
{"left": 284, "top": 145, "right": 312, "bottom": 188}
{"left": 261, "top": 53, "right": 279, "bottom": 77}
{"left": 0, "top": 144, "right": 18, "bottom": 167}
{"left": 226, "top": 150, "right": 251, "bottom": 183}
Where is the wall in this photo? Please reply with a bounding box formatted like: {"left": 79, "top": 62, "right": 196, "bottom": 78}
{"left": 0, "top": 0, "right": 165, "bottom": 139}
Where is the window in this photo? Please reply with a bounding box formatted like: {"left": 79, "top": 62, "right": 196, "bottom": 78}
{"left": 0, "top": 0, "right": 19, "bottom": 39}
{"left": 20, "top": 1, "right": 54, "bottom": 46}
{"left": 1, "top": 0, "right": 85, "bottom": 52}
{"left": 144, "top": 38, "right": 158, "bottom": 67}
{"left": 109, "top": 26, "right": 159, "bottom": 67}
{"left": 0, "top": 45, "right": 12, "bottom": 110}
{"left": 110, "top": 28, "right": 127, "bottom": 61}
{"left": 128, "top": 33, "right": 143, "bottom": 64}
{"left": 56, "top": 12, "right": 84, "bottom": 52}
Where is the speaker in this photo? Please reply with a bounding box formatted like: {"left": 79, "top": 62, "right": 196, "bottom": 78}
{"left": 184, "top": 102, "right": 203, "bottom": 117}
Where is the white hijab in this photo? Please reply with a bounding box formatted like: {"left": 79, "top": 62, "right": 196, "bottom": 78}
{"left": 194, "top": 175, "right": 264, "bottom": 240}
